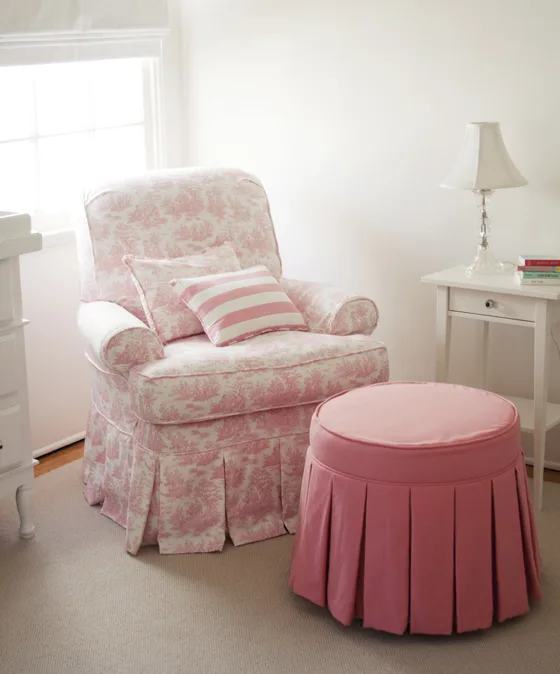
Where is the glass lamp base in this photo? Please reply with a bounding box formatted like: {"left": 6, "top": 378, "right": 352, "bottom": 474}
{"left": 464, "top": 245, "right": 515, "bottom": 277}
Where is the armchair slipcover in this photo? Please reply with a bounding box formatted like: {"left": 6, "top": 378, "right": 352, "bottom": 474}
{"left": 77, "top": 168, "right": 389, "bottom": 554}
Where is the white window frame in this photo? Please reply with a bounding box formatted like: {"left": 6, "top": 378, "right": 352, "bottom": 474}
{"left": 143, "top": 58, "right": 166, "bottom": 172}
{"left": 0, "top": 56, "right": 166, "bottom": 247}
{"left": 0, "top": 0, "right": 178, "bottom": 249}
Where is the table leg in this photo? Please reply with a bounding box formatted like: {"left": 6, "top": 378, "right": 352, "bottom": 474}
{"left": 435, "top": 286, "right": 451, "bottom": 383}
{"left": 479, "top": 321, "right": 490, "bottom": 389}
{"left": 16, "top": 484, "right": 35, "bottom": 540}
{"left": 533, "top": 300, "right": 550, "bottom": 511}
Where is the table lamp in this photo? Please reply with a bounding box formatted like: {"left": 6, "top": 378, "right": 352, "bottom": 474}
{"left": 441, "top": 122, "right": 527, "bottom": 276}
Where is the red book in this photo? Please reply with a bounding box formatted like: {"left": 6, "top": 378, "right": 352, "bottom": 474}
{"left": 519, "top": 256, "right": 560, "bottom": 266}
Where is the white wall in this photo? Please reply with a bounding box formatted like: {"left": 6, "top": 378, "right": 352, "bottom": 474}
{"left": 180, "top": 0, "right": 560, "bottom": 461}
{"left": 21, "top": 239, "right": 90, "bottom": 454}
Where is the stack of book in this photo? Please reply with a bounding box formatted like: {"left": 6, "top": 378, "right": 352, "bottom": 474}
{"left": 516, "top": 256, "right": 560, "bottom": 285}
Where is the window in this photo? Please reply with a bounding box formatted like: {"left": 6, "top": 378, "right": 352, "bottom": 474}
{"left": 0, "top": 58, "right": 160, "bottom": 231}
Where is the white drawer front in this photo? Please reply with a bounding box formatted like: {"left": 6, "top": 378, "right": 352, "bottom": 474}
{"left": 449, "top": 288, "right": 535, "bottom": 322}
{"left": 0, "top": 333, "right": 18, "bottom": 398}
{"left": 0, "top": 260, "right": 14, "bottom": 324}
{"left": 0, "top": 406, "right": 23, "bottom": 470}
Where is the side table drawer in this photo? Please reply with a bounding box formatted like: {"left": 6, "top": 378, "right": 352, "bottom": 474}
{"left": 449, "top": 288, "right": 535, "bottom": 322}
{"left": 0, "top": 406, "right": 23, "bottom": 470}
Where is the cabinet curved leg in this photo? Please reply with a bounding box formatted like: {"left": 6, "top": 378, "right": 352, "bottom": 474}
{"left": 16, "top": 484, "right": 35, "bottom": 539}
{"left": 479, "top": 321, "right": 490, "bottom": 388}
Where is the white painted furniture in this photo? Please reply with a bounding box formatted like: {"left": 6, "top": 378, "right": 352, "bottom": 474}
{"left": 422, "top": 266, "right": 560, "bottom": 511}
{"left": 0, "top": 217, "right": 42, "bottom": 538}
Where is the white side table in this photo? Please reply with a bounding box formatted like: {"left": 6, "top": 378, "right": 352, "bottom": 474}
{"left": 0, "top": 224, "right": 42, "bottom": 538}
{"left": 422, "top": 266, "right": 560, "bottom": 510}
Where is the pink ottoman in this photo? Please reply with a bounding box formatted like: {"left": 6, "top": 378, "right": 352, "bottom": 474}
{"left": 289, "top": 382, "right": 541, "bottom": 635}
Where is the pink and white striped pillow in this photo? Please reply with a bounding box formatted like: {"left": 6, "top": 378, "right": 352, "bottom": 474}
{"left": 170, "top": 265, "right": 308, "bottom": 346}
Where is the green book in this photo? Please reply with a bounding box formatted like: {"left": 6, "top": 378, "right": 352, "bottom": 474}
{"left": 519, "top": 271, "right": 560, "bottom": 278}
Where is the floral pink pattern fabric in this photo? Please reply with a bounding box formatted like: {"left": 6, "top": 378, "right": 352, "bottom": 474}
{"left": 158, "top": 450, "right": 227, "bottom": 553}
{"left": 129, "top": 332, "right": 388, "bottom": 424}
{"left": 83, "top": 395, "right": 321, "bottom": 554}
{"left": 83, "top": 349, "right": 388, "bottom": 554}
{"left": 224, "top": 439, "right": 286, "bottom": 545}
{"left": 104, "top": 330, "right": 164, "bottom": 376}
{"left": 78, "top": 300, "right": 164, "bottom": 376}
{"left": 79, "top": 168, "right": 282, "bottom": 321}
{"left": 123, "top": 243, "right": 242, "bottom": 343}
{"left": 78, "top": 166, "right": 390, "bottom": 554}
{"left": 280, "top": 278, "right": 379, "bottom": 335}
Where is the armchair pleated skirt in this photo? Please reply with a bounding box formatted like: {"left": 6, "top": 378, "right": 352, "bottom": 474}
{"left": 289, "top": 382, "right": 541, "bottom": 635}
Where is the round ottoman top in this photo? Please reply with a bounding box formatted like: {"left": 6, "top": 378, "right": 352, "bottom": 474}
{"left": 310, "top": 382, "right": 520, "bottom": 484}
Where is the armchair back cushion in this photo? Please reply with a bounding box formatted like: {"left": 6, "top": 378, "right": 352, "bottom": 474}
{"left": 78, "top": 168, "right": 282, "bottom": 322}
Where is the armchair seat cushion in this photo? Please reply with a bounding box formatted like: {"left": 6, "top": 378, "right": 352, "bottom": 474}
{"left": 129, "top": 331, "right": 389, "bottom": 424}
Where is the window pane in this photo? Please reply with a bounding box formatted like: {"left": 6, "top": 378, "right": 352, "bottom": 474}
{"left": 37, "top": 133, "right": 93, "bottom": 212}
{"left": 0, "top": 66, "right": 34, "bottom": 141}
{"left": 0, "top": 59, "right": 154, "bottom": 232}
{"left": 92, "top": 126, "right": 146, "bottom": 181}
{"left": 35, "top": 62, "right": 92, "bottom": 136}
{"left": 92, "top": 59, "right": 145, "bottom": 128}
{"left": 0, "top": 141, "right": 37, "bottom": 213}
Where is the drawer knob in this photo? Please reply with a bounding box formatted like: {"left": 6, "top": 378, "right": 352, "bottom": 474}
{"left": 0, "top": 442, "right": 3, "bottom": 450}
{"left": 485, "top": 299, "right": 495, "bottom": 309}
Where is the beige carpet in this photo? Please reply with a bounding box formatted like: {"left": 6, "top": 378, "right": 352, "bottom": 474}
{"left": 1, "top": 461, "right": 559, "bottom": 674}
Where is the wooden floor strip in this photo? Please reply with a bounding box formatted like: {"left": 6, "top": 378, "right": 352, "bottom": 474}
{"left": 34, "top": 441, "right": 85, "bottom": 478}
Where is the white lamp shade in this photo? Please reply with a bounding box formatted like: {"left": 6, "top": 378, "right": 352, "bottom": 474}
{"left": 441, "top": 122, "right": 527, "bottom": 190}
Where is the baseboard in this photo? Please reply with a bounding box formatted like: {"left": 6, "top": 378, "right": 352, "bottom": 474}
{"left": 33, "top": 432, "right": 85, "bottom": 459}
{"left": 524, "top": 456, "right": 560, "bottom": 472}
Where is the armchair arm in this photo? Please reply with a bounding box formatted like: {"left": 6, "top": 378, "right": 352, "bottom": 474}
{"left": 78, "top": 301, "right": 164, "bottom": 376}
{"left": 279, "top": 278, "right": 379, "bottom": 336}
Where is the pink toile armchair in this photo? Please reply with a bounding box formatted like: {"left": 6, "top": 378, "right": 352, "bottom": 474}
{"left": 76, "top": 168, "right": 388, "bottom": 555}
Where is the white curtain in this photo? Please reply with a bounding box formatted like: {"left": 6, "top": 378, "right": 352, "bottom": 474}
{"left": 0, "top": 0, "right": 169, "bottom": 65}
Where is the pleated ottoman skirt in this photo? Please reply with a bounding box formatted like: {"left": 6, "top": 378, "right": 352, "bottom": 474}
{"left": 289, "top": 382, "right": 541, "bottom": 635}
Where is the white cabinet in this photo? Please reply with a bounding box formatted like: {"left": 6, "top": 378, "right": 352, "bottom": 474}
{"left": 422, "top": 265, "right": 560, "bottom": 512}
{"left": 0, "top": 220, "right": 42, "bottom": 539}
